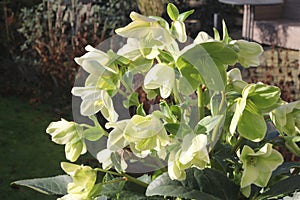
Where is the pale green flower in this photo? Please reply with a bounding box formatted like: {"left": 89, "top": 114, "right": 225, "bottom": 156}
{"left": 71, "top": 86, "right": 118, "bottom": 122}
{"left": 106, "top": 120, "right": 130, "bottom": 151}
{"left": 116, "top": 12, "right": 178, "bottom": 60}
{"left": 230, "top": 84, "right": 281, "bottom": 142}
{"left": 179, "top": 133, "right": 210, "bottom": 169}
{"left": 144, "top": 63, "right": 175, "bottom": 99}
{"left": 271, "top": 101, "right": 300, "bottom": 136}
{"left": 124, "top": 114, "right": 170, "bottom": 158}
{"left": 116, "top": 12, "right": 172, "bottom": 43}
{"left": 74, "top": 45, "right": 118, "bottom": 88}
{"left": 168, "top": 148, "right": 187, "bottom": 180}
{"left": 168, "top": 134, "right": 210, "bottom": 180}
{"left": 65, "top": 137, "right": 87, "bottom": 162}
{"left": 58, "top": 162, "right": 97, "bottom": 200}
{"left": 96, "top": 148, "right": 113, "bottom": 170}
{"left": 46, "top": 119, "right": 86, "bottom": 162}
{"left": 239, "top": 144, "right": 283, "bottom": 197}
{"left": 96, "top": 148, "right": 128, "bottom": 172}
{"left": 46, "top": 118, "right": 80, "bottom": 144}
{"left": 230, "top": 40, "right": 263, "bottom": 67}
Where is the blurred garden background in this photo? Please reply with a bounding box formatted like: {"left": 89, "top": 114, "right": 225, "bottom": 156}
{"left": 0, "top": 0, "right": 299, "bottom": 199}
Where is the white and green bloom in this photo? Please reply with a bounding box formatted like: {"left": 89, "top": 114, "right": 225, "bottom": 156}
{"left": 168, "top": 147, "right": 187, "bottom": 181}
{"left": 124, "top": 114, "right": 170, "bottom": 158}
{"left": 71, "top": 86, "right": 118, "bottom": 122}
{"left": 144, "top": 63, "right": 175, "bottom": 99}
{"left": 74, "top": 45, "right": 118, "bottom": 88}
{"left": 230, "top": 40, "right": 263, "bottom": 68}
{"left": 271, "top": 101, "right": 300, "bottom": 136}
{"left": 230, "top": 83, "right": 281, "bottom": 142}
{"left": 96, "top": 148, "right": 113, "bottom": 170}
{"left": 58, "top": 162, "right": 97, "bottom": 200}
{"left": 168, "top": 133, "right": 210, "bottom": 180}
{"left": 106, "top": 120, "right": 130, "bottom": 151}
{"left": 179, "top": 133, "right": 210, "bottom": 169}
{"left": 239, "top": 143, "right": 283, "bottom": 197}
{"left": 116, "top": 12, "right": 178, "bottom": 60}
{"left": 115, "top": 12, "right": 172, "bottom": 43}
{"left": 46, "top": 119, "right": 86, "bottom": 162}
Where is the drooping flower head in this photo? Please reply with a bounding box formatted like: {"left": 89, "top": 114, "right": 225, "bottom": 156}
{"left": 239, "top": 143, "right": 283, "bottom": 197}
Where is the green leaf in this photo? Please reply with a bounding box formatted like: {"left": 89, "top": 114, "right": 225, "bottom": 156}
{"left": 100, "top": 173, "right": 126, "bottom": 197}
{"left": 84, "top": 126, "right": 104, "bottom": 141}
{"left": 120, "top": 190, "right": 162, "bottom": 200}
{"left": 247, "top": 84, "right": 281, "bottom": 113}
{"left": 164, "top": 123, "right": 180, "bottom": 134}
{"left": 210, "top": 91, "right": 226, "bottom": 116}
{"left": 176, "top": 58, "right": 203, "bottom": 92}
{"left": 129, "top": 56, "right": 153, "bottom": 74}
{"left": 195, "top": 115, "right": 223, "bottom": 134}
{"left": 238, "top": 107, "right": 267, "bottom": 142}
{"left": 170, "top": 105, "right": 181, "bottom": 120}
{"left": 146, "top": 168, "right": 239, "bottom": 200}
{"left": 96, "top": 74, "right": 119, "bottom": 91}
{"left": 201, "top": 42, "right": 238, "bottom": 65}
{"left": 178, "top": 10, "right": 194, "bottom": 21}
{"left": 136, "top": 104, "right": 147, "bottom": 116}
{"left": 167, "top": 3, "right": 179, "bottom": 21}
{"left": 123, "top": 92, "right": 140, "bottom": 108}
{"left": 160, "top": 100, "right": 177, "bottom": 123}
{"left": 157, "top": 49, "right": 174, "bottom": 63}
{"left": 213, "top": 27, "right": 220, "bottom": 41}
{"left": 146, "top": 173, "right": 218, "bottom": 199}
{"left": 257, "top": 175, "right": 300, "bottom": 200}
{"left": 272, "top": 162, "right": 300, "bottom": 176}
{"left": 107, "top": 49, "right": 130, "bottom": 65}
{"left": 222, "top": 20, "right": 231, "bottom": 44}
{"left": 177, "top": 42, "right": 237, "bottom": 91}
{"left": 11, "top": 175, "right": 71, "bottom": 195}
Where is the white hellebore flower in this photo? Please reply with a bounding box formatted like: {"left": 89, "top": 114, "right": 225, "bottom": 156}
{"left": 168, "top": 133, "right": 210, "bottom": 180}
{"left": 96, "top": 148, "right": 113, "bottom": 170}
{"left": 58, "top": 162, "right": 97, "bottom": 200}
{"left": 179, "top": 133, "right": 210, "bottom": 168}
{"left": 46, "top": 119, "right": 86, "bottom": 162}
{"left": 74, "top": 45, "right": 118, "bottom": 87}
{"left": 106, "top": 120, "right": 130, "bottom": 151}
{"left": 72, "top": 86, "right": 118, "bottom": 122}
{"left": 124, "top": 114, "right": 170, "bottom": 158}
{"left": 144, "top": 63, "right": 175, "bottom": 99}
{"left": 230, "top": 40, "right": 263, "bottom": 68}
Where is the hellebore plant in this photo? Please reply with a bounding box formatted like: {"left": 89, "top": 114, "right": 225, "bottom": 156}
{"left": 12, "top": 3, "right": 300, "bottom": 200}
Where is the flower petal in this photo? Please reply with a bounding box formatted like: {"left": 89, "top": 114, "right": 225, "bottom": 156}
{"left": 144, "top": 63, "right": 175, "bottom": 98}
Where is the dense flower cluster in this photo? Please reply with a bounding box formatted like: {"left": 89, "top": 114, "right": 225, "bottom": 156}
{"left": 15, "top": 3, "right": 300, "bottom": 200}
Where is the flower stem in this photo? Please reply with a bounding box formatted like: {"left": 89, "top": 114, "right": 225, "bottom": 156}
{"left": 121, "top": 173, "right": 149, "bottom": 188}
{"left": 95, "top": 168, "right": 148, "bottom": 188}
{"left": 231, "top": 136, "right": 243, "bottom": 154}
{"left": 197, "top": 85, "right": 205, "bottom": 120}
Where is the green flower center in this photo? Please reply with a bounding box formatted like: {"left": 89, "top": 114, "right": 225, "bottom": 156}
{"left": 247, "top": 156, "right": 257, "bottom": 166}
{"left": 94, "top": 99, "right": 104, "bottom": 107}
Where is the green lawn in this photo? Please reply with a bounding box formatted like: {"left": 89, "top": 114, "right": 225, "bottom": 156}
{"left": 0, "top": 95, "right": 66, "bottom": 200}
